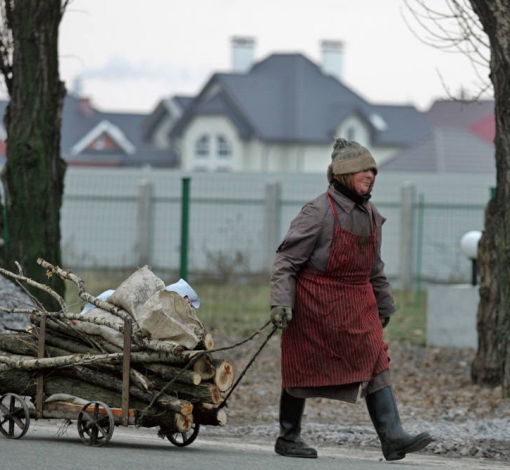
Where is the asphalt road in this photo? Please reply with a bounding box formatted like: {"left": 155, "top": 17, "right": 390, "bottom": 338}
{"left": 0, "top": 419, "right": 506, "bottom": 470}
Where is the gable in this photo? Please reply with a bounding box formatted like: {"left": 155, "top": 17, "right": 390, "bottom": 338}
{"left": 141, "top": 95, "right": 193, "bottom": 144}
{"left": 70, "top": 120, "right": 136, "bottom": 156}
{"left": 171, "top": 53, "right": 430, "bottom": 151}
{"left": 336, "top": 113, "right": 372, "bottom": 148}
{"left": 171, "top": 85, "right": 255, "bottom": 140}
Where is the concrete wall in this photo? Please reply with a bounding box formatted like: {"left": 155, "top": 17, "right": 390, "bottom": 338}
{"left": 426, "top": 284, "right": 479, "bottom": 349}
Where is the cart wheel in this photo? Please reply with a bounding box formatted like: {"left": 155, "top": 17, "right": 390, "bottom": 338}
{"left": 166, "top": 423, "right": 200, "bottom": 447}
{"left": 77, "top": 401, "right": 114, "bottom": 447}
{"left": 0, "top": 393, "right": 30, "bottom": 439}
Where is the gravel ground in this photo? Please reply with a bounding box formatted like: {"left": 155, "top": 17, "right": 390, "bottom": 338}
{"left": 206, "top": 330, "right": 510, "bottom": 463}
{"left": 1, "top": 275, "right": 510, "bottom": 463}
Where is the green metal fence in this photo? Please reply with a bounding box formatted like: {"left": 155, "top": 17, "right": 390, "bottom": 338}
{"left": 55, "top": 168, "right": 494, "bottom": 286}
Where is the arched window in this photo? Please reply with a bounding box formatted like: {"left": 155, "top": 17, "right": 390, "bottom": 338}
{"left": 195, "top": 134, "right": 210, "bottom": 159}
{"left": 193, "top": 133, "right": 233, "bottom": 171}
{"left": 217, "top": 135, "right": 232, "bottom": 159}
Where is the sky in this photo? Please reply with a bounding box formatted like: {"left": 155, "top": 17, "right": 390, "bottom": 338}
{"left": 49, "top": 0, "right": 491, "bottom": 115}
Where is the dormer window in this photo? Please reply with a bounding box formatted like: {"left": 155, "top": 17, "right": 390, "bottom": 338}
{"left": 369, "top": 113, "right": 388, "bottom": 131}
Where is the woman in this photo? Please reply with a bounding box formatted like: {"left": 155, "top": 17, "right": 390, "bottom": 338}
{"left": 269, "top": 138, "right": 432, "bottom": 461}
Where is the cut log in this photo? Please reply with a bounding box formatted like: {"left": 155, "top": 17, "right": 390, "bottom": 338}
{"left": 56, "top": 365, "right": 193, "bottom": 415}
{"left": 31, "top": 316, "right": 91, "bottom": 344}
{"left": 0, "top": 351, "right": 125, "bottom": 372}
{"left": 211, "top": 358, "right": 235, "bottom": 392}
{"left": 93, "top": 363, "right": 154, "bottom": 392}
{"left": 0, "top": 333, "right": 38, "bottom": 356}
{"left": 196, "top": 331, "right": 215, "bottom": 351}
{"left": 139, "top": 408, "right": 194, "bottom": 432}
{"left": 192, "top": 354, "right": 215, "bottom": 380}
{"left": 152, "top": 377, "right": 222, "bottom": 405}
{"left": 43, "top": 332, "right": 103, "bottom": 355}
{"left": 0, "top": 332, "right": 196, "bottom": 368}
{"left": 193, "top": 403, "right": 227, "bottom": 427}
{"left": 130, "top": 367, "right": 154, "bottom": 391}
{"left": 142, "top": 363, "right": 202, "bottom": 386}
{"left": 0, "top": 353, "right": 192, "bottom": 417}
{"left": 0, "top": 262, "right": 243, "bottom": 432}
{"left": 0, "top": 369, "right": 37, "bottom": 398}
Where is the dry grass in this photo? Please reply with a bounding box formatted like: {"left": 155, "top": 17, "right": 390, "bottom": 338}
{"left": 65, "top": 269, "right": 427, "bottom": 346}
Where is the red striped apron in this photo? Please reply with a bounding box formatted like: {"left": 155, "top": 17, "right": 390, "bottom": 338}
{"left": 281, "top": 194, "right": 389, "bottom": 388}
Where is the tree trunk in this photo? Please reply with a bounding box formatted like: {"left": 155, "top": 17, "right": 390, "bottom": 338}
{"left": 469, "top": 0, "right": 510, "bottom": 396}
{"left": 0, "top": 0, "right": 67, "bottom": 310}
{"left": 471, "top": 199, "right": 501, "bottom": 385}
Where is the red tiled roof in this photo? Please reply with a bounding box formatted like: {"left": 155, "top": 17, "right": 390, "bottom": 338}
{"left": 469, "top": 114, "right": 495, "bottom": 143}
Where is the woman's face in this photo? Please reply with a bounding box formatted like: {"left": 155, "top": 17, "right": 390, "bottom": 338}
{"left": 352, "top": 169, "right": 376, "bottom": 195}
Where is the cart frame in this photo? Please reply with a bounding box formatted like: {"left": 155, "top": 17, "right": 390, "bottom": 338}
{"left": 0, "top": 314, "right": 199, "bottom": 447}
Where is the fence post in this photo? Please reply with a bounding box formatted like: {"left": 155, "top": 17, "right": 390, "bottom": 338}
{"left": 180, "top": 177, "right": 191, "bottom": 280}
{"left": 400, "top": 182, "right": 415, "bottom": 291}
{"left": 264, "top": 180, "right": 281, "bottom": 273}
{"left": 136, "top": 179, "right": 152, "bottom": 267}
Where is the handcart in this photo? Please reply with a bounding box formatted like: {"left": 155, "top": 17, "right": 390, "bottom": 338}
{"left": 0, "top": 314, "right": 275, "bottom": 447}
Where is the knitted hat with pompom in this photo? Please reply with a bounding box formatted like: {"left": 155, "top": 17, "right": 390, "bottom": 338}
{"left": 327, "top": 138, "right": 378, "bottom": 183}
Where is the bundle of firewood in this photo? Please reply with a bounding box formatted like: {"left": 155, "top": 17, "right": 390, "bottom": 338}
{"left": 0, "top": 259, "right": 234, "bottom": 434}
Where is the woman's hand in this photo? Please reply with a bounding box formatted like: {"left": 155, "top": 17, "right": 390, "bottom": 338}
{"left": 270, "top": 306, "right": 293, "bottom": 329}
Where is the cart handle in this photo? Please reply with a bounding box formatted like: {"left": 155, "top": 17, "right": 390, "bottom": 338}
{"left": 218, "top": 323, "right": 278, "bottom": 409}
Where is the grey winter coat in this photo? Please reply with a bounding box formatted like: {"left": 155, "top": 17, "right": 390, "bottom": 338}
{"left": 270, "top": 184, "right": 396, "bottom": 320}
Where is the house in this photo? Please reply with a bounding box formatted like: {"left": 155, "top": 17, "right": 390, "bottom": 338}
{"left": 0, "top": 93, "right": 191, "bottom": 168}
{"left": 0, "top": 41, "right": 496, "bottom": 174}
{"left": 379, "top": 99, "right": 496, "bottom": 174}
{"left": 61, "top": 94, "right": 184, "bottom": 167}
{"left": 166, "top": 38, "right": 432, "bottom": 173}
{"left": 141, "top": 95, "right": 194, "bottom": 151}
{"left": 426, "top": 99, "right": 495, "bottom": 143}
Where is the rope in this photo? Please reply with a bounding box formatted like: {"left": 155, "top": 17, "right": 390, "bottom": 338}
{"left": 140, "top": 320, "right": 277, "bottom": 417}
{"left": 218, "top": 323, "right": 278, "bottom": 408}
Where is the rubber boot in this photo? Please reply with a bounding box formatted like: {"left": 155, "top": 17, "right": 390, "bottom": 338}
{"left": 366, "top": 386, "right": 433, "bottom": 461}
{"left": 274, "top": 389, "right": 317, "bottom": 458}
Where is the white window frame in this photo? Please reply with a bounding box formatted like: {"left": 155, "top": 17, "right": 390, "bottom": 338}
{"left": 195, "top": 134, "right": 210, "bottom": 159}
{"left": 193, "top": 133, "right": 233, "bottom": 171}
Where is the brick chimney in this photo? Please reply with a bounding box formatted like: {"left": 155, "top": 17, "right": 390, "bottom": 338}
{"left": 231, "top": 36, "right": 256, "bottom": 73}
{"left": 321, "top": 40, "right": 344, "bottom": 81}
{"left": 79, "top": 97, "right": 94, "bottom": 117}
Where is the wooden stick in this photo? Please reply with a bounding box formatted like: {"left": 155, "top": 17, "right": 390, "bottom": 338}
{"left": 36, "top": 259, "right": 139, "bottom": 332}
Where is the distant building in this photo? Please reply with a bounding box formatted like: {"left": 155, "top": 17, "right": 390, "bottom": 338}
{"left": 60, "top": 94, "right": 188, "bottom": 167}
{"left": 167, "top": 37, "right": 431, "bottom": 173}
{"left": 379, "top": 99, "right": 495, "bottom": 174}
{"left": 0, "top": 93, "right": 191, "bottom": 168}
{"left": 0, "top": 40, "right": 495, "bottom": 174}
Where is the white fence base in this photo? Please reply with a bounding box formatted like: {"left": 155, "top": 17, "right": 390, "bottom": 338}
{"left": 426, "top": 284, "right": 478, "bottom": 349}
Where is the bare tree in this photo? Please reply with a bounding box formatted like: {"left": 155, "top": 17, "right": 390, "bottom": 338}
{"left": 0, "top": 0, "right": 69, "bottom": 311}
{"left": 403, "top": 0, "right": 491, "bottom": 99}
{"left": 467, "top": 0, "right": 510, "bottom": 396}
{"left": 405, "top": 0, "right": 510, "bottom": 396}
